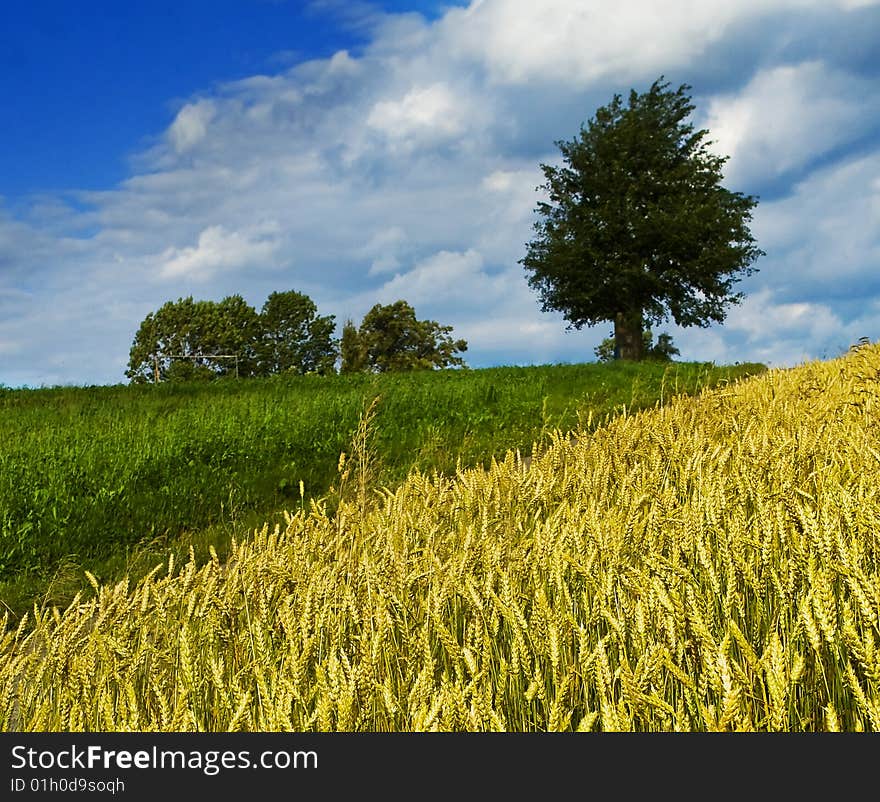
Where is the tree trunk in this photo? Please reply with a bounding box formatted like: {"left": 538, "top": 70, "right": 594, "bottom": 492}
{"left": 614, "top": 311, "right": 645, "bottom": 361}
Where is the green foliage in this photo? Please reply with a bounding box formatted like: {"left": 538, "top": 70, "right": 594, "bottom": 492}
{"left": 126, "top": 290, "right": 337, "bottom": 383}
{"left": 652, "top": 332, "right": 680, "bottom": 361}
{"left": 594, "top": 327, "right": 681, "bottom": 362}
{"left": 126, "top": 293, "right": 465, "bottom": 382}
{"left": 343, "top": 300, "right": 468, "bottom": 373}
{"left": 213, "top": 294, "right": 263, "bottom": 377}
{"left": 340, "top": 318, "right": 367, "bottom": 374}
{"left": 126, "top": 295, "right": 261, "bottom": 382}
{"left": 258, "top": 290, "right": 337, "bottom": 376}
{"left": 165, "top": 360, "right": 217, "bottom": 383}
{"left": 521, "top": 76, "right": 764, "bottom": 360}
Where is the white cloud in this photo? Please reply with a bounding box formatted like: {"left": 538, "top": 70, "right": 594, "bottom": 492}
{"left": 359, "top": 226, "right": 408, "bottom": 276}
{"left": 167, "top": 100, "right": 216, "bottom": 153}
{"left": 438, "top": 0, "right": 869, "bottom": 87}
{"left": 725, "top": 287, "right": 841, "bottom": 342}
{"left": 158, "top": 223, "right": 282, "bottom": 280}
{"left": 326, "top": 49, "right": 360, "bottom": 76}
{"left": 457, "top": 314, "right": 567, "bottom": 353}
{"left": 482, "top": 170, "right": 516, "bottom": 192}
{"left": 367, "top": 82, "right": 469, "bottom": 148}
{"left": 754, "top": 151, "right": 880, "bottom": 290}
{"left": 377, "top": 249, "right": 498, "bottom": 307}
{"left": 704, "top": 61, "right": 879, "bottom": 186}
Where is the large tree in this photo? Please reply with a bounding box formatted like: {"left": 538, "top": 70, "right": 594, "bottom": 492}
{"left": 520, "top": 77, "right": 764, "bottom": 361}
{"left": 342, "top": 300, "right": 467, "bottom": 373}
{"left": 258, "top": 290, "right": 337, "bottom": 376}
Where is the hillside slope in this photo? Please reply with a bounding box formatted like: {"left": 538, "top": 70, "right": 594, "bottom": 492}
{"left": 2, "top": 345, "right": 879, "bottom": 731}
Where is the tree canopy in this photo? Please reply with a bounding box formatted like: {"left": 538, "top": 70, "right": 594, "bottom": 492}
{"left": 125, "top": 291, "right": 336, "bottom": 383}
{"left": 340, "top": 300, "right": 467, "bottom": 373}
{"left": 258, "top": 290, "right": 337, "bottom": 376}
{"left": 520, "top": 76, "right": 764, "bottom": 361}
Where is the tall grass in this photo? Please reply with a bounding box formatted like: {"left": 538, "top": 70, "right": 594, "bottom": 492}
{"left": 1, "top": 346, "right": 876, "bottom": 731}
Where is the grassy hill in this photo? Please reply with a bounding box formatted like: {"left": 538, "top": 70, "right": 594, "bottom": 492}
{"left": 2, "top": 345, "right": 879, "bottom": 731}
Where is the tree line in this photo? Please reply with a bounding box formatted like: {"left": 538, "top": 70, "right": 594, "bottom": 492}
{"left": 126, "top": 294, "right": 467, "bottom": 383}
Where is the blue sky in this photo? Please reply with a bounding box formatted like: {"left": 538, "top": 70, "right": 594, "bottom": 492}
{"left": 1, "top": 1, "right": 451, "bottom": 196}
{"left": 1, "top": 0, "right": 879, "bottom": 387}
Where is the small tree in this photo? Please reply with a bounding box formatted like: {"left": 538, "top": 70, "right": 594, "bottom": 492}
{"left": 209, "top": 294, "right": 262, "bottom": 377}
{"left": 521, "top": 76, "right": 764, "bottom": 361}
{"left": 594, "top": 325, "right": 680, "bottom": 363}
{"left": 165, "top": 359, "right": 217, "bottom": 383}
{"left": 343, "top": 301, "right": 467, "bottom": 373}
{"left": 340, "top": 318, "right": 367, "bottom": 374}
{"left": 258, "top": 290, "right": 337, "bottom": 376}
{"left": 651, "top": 332, "right": 680, "bottom": 361}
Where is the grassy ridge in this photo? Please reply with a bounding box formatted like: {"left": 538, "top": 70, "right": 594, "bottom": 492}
{"left": 1, "top": 347, "right": 877, "bottom": 731}
{"left": 0, "top": 361, "right": 762, "bottom": 599}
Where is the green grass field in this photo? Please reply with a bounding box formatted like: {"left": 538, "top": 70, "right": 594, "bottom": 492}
{"left": 0, "top": 359, "right": 765, "bottom": 620}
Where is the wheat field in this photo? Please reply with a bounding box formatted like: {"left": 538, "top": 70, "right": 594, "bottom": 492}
{"left": 2, "top": 344, "right": 878, "bottom": 731}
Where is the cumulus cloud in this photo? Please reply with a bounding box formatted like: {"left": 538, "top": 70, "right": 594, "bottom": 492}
{"left": 359, "top": 226, "right": 408, "bottom": 276}
{"left": 482, "top": 170, "right": 518, "bottom": 193}
{"left": 377, "top": 249, "right": 501, "bottom": 307}
{"left": 704, "top": 61, "right": 880, "bottom": 186}
{"left": 753, "top": 151, "right": 880, "bottom": 297}
{"left": 437, "top": 0, "right": 872, "bottom": 87}
{"left": 168, "top": 100, "right": 217, "bottom": 153}
{"left": 368, "top": 83, "right": 465, "bottom": 140}
{"left": 726, "top": 287, "right": 841, "bottom": 342}
{"left": 667, "top": 286, "right": 870, "bottom": 368}
{"left": 456, "top": 313, "right": 571, "bottom": 355}
{"left": 158, "top": 223, "right": 282, "bottom": 280}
